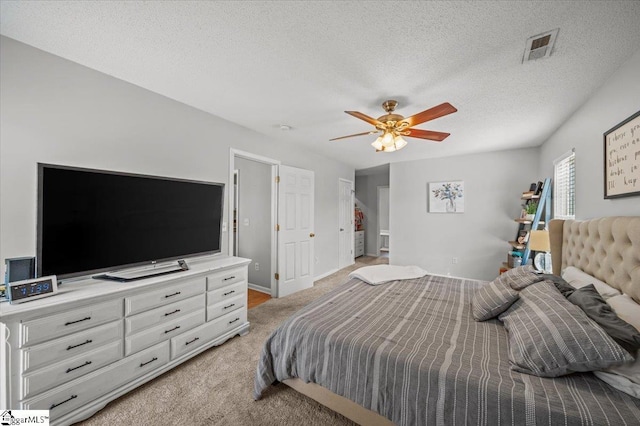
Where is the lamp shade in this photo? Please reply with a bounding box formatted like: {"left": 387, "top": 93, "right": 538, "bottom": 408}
{"left": 529, "top": 230, "right": 551, "bottom": 252}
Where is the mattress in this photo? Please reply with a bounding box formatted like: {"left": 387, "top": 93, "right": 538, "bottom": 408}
{"left": 254, "top": 274, "right": 640, "bottom": 425}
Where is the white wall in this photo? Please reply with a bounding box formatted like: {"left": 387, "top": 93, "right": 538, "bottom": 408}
{"left": 355, "top": 169, "right": 390, "bottom": 255}
{"left": 0, "top": 36, "right": 354, "bottom": 279}
{"left": 235, "top": 157, "right": 271, "bottom": 289}
{"left": 390, "top": 147, "right": 540, "bottom": 281}
{"left": 538, "top": 49, "right": 640, "bottom": 219}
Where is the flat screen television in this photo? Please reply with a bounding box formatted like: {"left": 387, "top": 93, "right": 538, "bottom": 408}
{"left": 37, "top": 164, "right": 224, "bottom": 280}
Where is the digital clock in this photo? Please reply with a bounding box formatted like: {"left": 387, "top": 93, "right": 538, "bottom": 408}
{"left": 8, "top": 275, "right": 58, "bottom": 304}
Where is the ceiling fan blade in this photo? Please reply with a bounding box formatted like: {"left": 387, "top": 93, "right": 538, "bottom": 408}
{"left": 405, "top": 128, "right": 451, "bottom": 141}
{"left": 345, "top": 111, "right": 384, "bottom": 127}
{"left": 329, "top": 131, "right": 378, "bottom": 141}
{"left": 400, "top": 102, "right": 457, "bottom": 128}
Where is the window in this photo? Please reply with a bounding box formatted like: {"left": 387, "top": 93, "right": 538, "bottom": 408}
{"left": 554, "top": 150, "right": 575, "bottom": 219}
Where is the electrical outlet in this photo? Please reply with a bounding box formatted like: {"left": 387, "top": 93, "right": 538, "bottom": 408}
{"left": 222, "top": 222, "right": 227, "bottom": 232}
{"left": 315, "top": 257, "right": 319, "bottom": 264}
{"left": 255, "top": 262, "right": 259, "bottom": 271}
{"left": 452, "top": 257, "right": 458, "bottom": 264}
{"left": 243, "top": 218, "right": 250, "bottom": 226}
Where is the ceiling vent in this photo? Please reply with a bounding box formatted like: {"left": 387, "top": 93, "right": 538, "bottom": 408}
{"left": 523, "top": 29, "right": 559, "bottom": 62}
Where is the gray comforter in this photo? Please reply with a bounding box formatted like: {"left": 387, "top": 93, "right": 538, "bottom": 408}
{"left": 254, "top": 275, "right": 640, "bottom": 425}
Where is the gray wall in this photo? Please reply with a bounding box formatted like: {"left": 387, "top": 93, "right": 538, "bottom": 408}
{"left": 355, "top": 168, "right": 390, "bottom": 255}
{"left": 235, "top": 158, "right": 271, "bottom": 289}
{"left": 0, "top": 36, "right": 354, "bottom": 279}
{"left": 539, "top": 49, "right": 640, "bottom": 219}
{"left": 390, "top": 147, "right": 540, "bottom": 281}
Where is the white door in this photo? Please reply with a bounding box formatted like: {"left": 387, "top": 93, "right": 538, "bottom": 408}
{"left": 277, "top": 165, "right": 315, "bottom": 297}
{"left": 338, "top": 179, "right": 354, "bottom": 268}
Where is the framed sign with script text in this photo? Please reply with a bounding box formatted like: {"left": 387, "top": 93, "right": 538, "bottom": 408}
{"left": 604, "top": 111, "right": 640, "bottom": 199}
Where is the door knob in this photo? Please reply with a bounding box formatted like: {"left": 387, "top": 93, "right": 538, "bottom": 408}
{"left": 310, "top": 233, "right": 315, "bottom": 238}
{"left": 340, "top": 228, "right": 344, "bottom": 231}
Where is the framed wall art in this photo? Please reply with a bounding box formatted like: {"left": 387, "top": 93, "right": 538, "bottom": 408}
{"left": 604, "top": 110, "right": 640, "bottom": 199}
{"left": 428, "top": 181, "right": 464, "bottom": 213}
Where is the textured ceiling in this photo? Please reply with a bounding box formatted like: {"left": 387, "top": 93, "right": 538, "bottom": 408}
{"left": 2, "top": 1, "right": 640, "bottom": 170}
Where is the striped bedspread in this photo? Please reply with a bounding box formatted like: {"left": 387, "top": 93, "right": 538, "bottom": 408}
{"left": 254, "top": 275, "right": 640, "bottom": 425}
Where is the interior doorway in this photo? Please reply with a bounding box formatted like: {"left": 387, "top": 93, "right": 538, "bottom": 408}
{"left": 229, "top": 149, "right": 279, "bottom": 297}
{"left": 378, "top": 186, "right": 390, "bottom": 257}
{"left": 338, "top": 179, "right": 354, "bottom": 269}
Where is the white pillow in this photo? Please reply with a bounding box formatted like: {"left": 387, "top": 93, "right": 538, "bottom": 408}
{"left": 561, "top": 266, "right": 621, "bottom": 299}
{"left": 349, "top": 265, "right": 428, "bottom": 286}
{"left": 595, "top": 294, "right": 640, "bottom": 398}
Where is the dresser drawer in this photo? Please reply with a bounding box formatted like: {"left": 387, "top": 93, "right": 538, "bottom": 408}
{"left": 125, "top": 309, "right": 205, "bottom": 356}
{"left": 355, "top": 246, "right": 364, "bottom": 257}
{"left": 126, "top": 294, "right": 205, "bottom": 335}
{"left": 125, "top": 277, "right": 205, "bottom": 316}
{"left": 170, "top": 309, "right": 245, "bottom": 359}
{"left": 210, "top": 309, "right": 247, "bottom": 340}
{"left": 206, "top": 294, "right": 245, "bottom": 321}
{"left": 206, "top": 267, "right": 246, "bottom": 291}
{"left": 21, "top": 320, "right": 123, "bottom": 374}
{"left": 22, "top": 341, "right": 170, "bottom": 419}
{"left": 22, "top": 340, "right": 123, "bottom": 399}
{"left": 20, "top": 299, "right": 123, "bottom": 347}
{"left": 207, "top": 281, "right": 245, "bottom": 305}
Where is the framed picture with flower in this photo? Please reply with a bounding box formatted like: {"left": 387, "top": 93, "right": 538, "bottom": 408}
{"left": 428, "top": 181, "right": 464, "bottom": 213}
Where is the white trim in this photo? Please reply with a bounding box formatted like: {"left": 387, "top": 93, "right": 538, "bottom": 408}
{"left": 229, "top": 148, "right": 281, "bottom": 298}
{"left": 314, "top": 267, "right": 342, "bottom": 281}
{"left": 366, "top": 252, "right": 379, "bottom": 257}
{"left": 248, "top": 283, "right": 271, "bottom": 294}
{"left": 553, "top": 148, "right": 575, "bottom": 165}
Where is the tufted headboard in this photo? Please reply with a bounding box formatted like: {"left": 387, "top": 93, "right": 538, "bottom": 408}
{"left": 550, "top": 217, "right": 640, "bottom": 303}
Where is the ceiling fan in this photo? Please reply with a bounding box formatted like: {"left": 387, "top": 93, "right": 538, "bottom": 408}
{"left": 330, "top": 100, "right": 457, "bottom": 152}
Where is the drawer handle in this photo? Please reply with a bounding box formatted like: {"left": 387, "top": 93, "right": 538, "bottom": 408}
{"left": 65, "top": 317, "right": 91, "bottom": 326}
{"left": 228, "top": 318, "right": 240, "bottom": 325}
{"left": 223, "top": 290, "right": 236, "bottom": 296}
{"left": 66, "top": 361, "right": 92, "bottom": 373}
{"left": 164, "top": 325, "right": 181, "bottom": 334}
{"left": 50, "top": 394, "right": 77, "bottom": 410}
{"left": 223, "top": 303, "right": 236, "bottom": 310}
{"left": 185, "top": 337, "right": 200, "bottom": 346}
{"left": 165, "top": 309, "right": 181, "bottom": 317}
{"left": 140, "top": 357, "right": 158, "bottom": 367}
{"left": 165, "top": 291, "right": 181, "bottom": 298}
{"left": 67, "top": 339, "right": 93, "bottom": 350}
{"left": 223, "top": 276, "right": 236, "bottom": 281}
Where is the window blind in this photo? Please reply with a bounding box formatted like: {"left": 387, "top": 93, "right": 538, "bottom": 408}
{"left": 554, "top": 150, "right": 575, "bottom": 219}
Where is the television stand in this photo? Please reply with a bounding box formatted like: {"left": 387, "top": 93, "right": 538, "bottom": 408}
{"left": 94, "top": 260, "right": 189, "bottom": 282}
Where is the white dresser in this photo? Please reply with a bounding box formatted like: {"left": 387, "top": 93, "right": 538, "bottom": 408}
{"left": 0, "top": 256, "right": 250, "bottom": 425}
{"left": 354, "top": 230, "right": 365, "bottom": 258}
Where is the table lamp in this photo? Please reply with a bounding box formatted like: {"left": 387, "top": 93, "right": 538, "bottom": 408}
{"left": 529, "top": 230, "right": 552, "bottom": 273}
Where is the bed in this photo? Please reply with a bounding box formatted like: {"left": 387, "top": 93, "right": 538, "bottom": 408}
{"left": 254, "top": 216, "right": 640, "bottom": 425}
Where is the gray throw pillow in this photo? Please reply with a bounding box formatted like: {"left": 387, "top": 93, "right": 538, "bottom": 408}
{"left": 539, "top": 273, "right": 575, "bottom": 297}
{"left": 499, "top": 280, "right": 632, "bottom": 377}
{"left": 568, "top": 284, "right": 640, "bottom": 354}
{"left": 500, "top": 265, "right": 544, "bottom": 290}
{"left": 471, "top": 280, "right": 519, "bottom": 321}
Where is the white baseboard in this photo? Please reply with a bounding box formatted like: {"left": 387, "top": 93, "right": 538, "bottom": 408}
{"left": 314, "top": 267, "right": 341, "bottom": 281}
{"left": 366, "top": 252, "right": 378, "bottom": 257}
{"left": 248, "top": 283, "right": 271, "bottom": 294}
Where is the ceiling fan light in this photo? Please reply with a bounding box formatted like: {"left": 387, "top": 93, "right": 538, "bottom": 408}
{"left": 372, "top": 136, "right": 383, "bottom": 150}
{"left": 394, "top": 135, "right": 408, "bottom": 150}
{"left": 381, "top": 144, "right": 396, "bottom": 152}
{"left": 381, "top": 132, "right": 394, "bottom": 147}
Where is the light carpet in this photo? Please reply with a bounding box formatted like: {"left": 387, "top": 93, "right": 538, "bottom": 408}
{"left": 80, "top": 256, "right": 388, "bottom": 426}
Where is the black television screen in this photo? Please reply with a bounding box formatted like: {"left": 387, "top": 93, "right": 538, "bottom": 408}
{"left": 37, "top": 164, "right": 224, "bottom": 279}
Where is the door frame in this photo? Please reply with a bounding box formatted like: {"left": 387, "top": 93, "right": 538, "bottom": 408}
{"left": 338, "top": 178, "right": 355, "bottom": 269}
{"left": 229, "top": 148, "right": 280, "bottom": 297}
{"left": 377, "top": 185, "right": 389, "bottom": 256}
